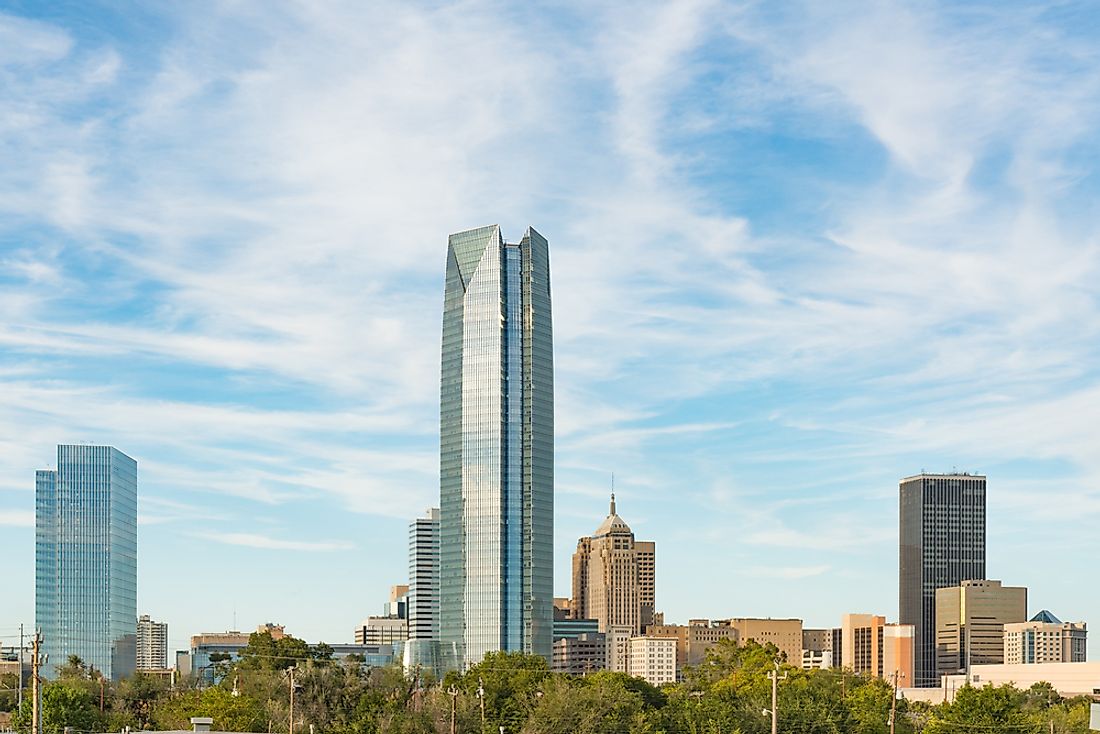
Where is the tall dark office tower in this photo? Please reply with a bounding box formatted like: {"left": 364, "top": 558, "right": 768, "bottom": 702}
{"left": 36, "top": 445, "right": 138, "bottom": 680}
{"left": 899, "top": 473, "right": 986, "bottom": 688}
{"left": 439, "top": 225, "right": 554, "bottom": 669}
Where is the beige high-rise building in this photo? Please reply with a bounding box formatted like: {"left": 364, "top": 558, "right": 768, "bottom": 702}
{"left": 647, "top": 619, "right": 739, "bottom": 669}
{"left": 883, "top": 623, "right": 915, "bottom": 686}
{"left": 571, "top": 495, "right": 656, "bottom": 634}
{"left": 936, "top": 579, "right": 1027, "bottom": 678}
{"left": 724, "top": 618, "right": 803, "bottom": 664}
{"left": 1004, "top": 611, "right": 1087, "bottom": 664}
{"left": 842, "top": 614, "right": 886, "bottom": 677}
{"left": 839, "top": 614, "right": 914, "bottom": 682}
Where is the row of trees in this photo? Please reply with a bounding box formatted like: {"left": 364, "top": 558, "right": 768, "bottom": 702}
{"left": 5, "top": 631, "right": 1096, "bottom": 734}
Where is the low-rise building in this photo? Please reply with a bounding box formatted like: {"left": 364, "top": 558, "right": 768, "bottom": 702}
{"left": 725, "top": 618, "right": 803, "bottom": 664}
{"left": 647, "top": 619, "right": 738, "bottom": 670}
{"left": 552, "top": 632, "right": 607, "bottom": 674}
{"left": 355, "top": 617, "right": 407, "bottom": 646}
{"left": 628, "top": 636, "right": 677, "bottom": 686}
{"left": 802, "top": 628, "right": 838, "bottom": 670}
{"left": 1004, "top": 611, "right": 1087, "bottom": 664}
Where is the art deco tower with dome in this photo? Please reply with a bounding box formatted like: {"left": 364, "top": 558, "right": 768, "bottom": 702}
{"left": 570, "top": 494, "right": 656, "bottom": 634}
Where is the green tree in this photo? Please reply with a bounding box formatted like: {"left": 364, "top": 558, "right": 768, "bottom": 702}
{"left": 150, "top": 686, "right": 267, "bottom": 732}
{"left": 925, "top": 684, "right": 1040, "bottom": 734}
{"left": 12, "top": 682, "right": 107, "bottom": 734}
{"left": 462, "top": 651, "right": 550, "bottom": 733}
{"left": 522, "top": 674, "right": 655, "bottom": 734}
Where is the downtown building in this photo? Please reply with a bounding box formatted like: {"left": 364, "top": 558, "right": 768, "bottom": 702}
{"left": 1004, "top": 611, "right": 1087, "bottom": 665}
{"left": 935, "top": 579, "right": 1027, "bottom": 677}
{"left": 36, "top": 445, "right": 137, "bottom": 680}
{"left": 571, "top": 494, "right": 656, "bottom": 634}
{"left": 136, "top": 615, "right": 169, "bottom": 671}
{"left": 403, "top": 508, "right": 441, "bottom": 674}
{"left": 899, "top": 473, "right": 986, "bottom": 687}
{"left": 439, "top": 225, "right": 554, "bottom": 669}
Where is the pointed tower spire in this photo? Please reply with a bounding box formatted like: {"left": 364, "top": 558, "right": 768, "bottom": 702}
{"left": 610, "top": 492, "right": 616, "bottom": 516}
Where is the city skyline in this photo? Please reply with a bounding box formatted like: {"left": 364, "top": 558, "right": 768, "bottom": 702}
{"left": 2, "top": 1, "right": 1099, "bottom": 662}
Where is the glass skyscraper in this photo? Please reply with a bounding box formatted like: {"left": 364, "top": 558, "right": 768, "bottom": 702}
{"left": 439, "top": 225, "right": 554, "bottom": 668}
{"left": 899, "top": 472, "right": 986, "bottom": 688}
{"left": 36, "top": 445, "right": 137, "bottom": 680}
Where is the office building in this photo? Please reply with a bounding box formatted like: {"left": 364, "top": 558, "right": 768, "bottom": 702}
{"left": 408, "top": 508, "right": 439, "bottom": 641}
{"left": 935, "top": 579, "right": 1026, "bottom": 678}
{"left": 842, "top": 614, "right": 885, "bottom": 677}
{"left": 647, "top": 620, "right": 739, "bottom": 670}
{"left": 628, "top": 636, "right": 677, "bottom": 686}
{"left": 355, "top": 617, "right": 408, "bottom": 646}
{"left": 899, "top": 472, "right": 986, "bottom": 687}
{"left": 571, "top": 495, "right": 656, "bottom": 635}
{"left": 606, "top": 625, "right": 633, "bottom": 674}
{"left": 439, "top": 225, "right": 554, "bottom": 668}
{"left": 839, "top": 615, "right": 913, "bottom": 681}
{"left": 36, "top": 445, "right": 137, "bottom": 680}
{"left": 137, "top": 615, "right": 168, "bottom": 671}
{"left": 552, "top": 632, "right": 607, "bottom": 674}
{"left": 553, "top": 618, "right": 600, "bottom": 641}
{"left": 384, "top": 585, "right": 409, "bottom": 619}
{"left": 883, "top": 623, "right": 915, "bottom": 685}
{"left": 802, "top": 628, "right": 837, "bottom": 670}
{"left": 724, "top": 618, "right": 803, "bottom": 664}
{"left": 1003, "top": 611, "right": 1086, "bottom": 664}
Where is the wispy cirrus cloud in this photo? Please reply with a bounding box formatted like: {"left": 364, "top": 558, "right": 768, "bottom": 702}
{"left": 197, "top": 532, "right": 354, "bottom": 553}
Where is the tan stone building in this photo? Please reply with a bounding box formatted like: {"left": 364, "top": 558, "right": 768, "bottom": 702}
{"left": 1004, "top": 611, "right": 1087, "bottom": 664}
{"left": 935, "top": 579, "right": 1027, "bottom": 678}
{"left": 571, "top": 495, "right": 656, "bottom": 634}
{"left": 646, "top": 619, "right": 739, "bottom": 669}
{"left": 724, "top": 618, "right": 803, "bottom": 664}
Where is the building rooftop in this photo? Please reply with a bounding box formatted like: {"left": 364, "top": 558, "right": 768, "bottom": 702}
{"left": 593, "top": 493, "right": 632, "bottom": 536}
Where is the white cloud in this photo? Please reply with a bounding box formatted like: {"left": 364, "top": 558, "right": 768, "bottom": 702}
{"left": 197, "top": 532, "right": 354, "bottom": 553}
{"left": 0, "top": 509, "right": 34, "bottom": 527}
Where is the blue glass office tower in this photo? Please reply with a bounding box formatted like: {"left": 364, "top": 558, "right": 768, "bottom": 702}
{"left": 36, "top": 445, "right": 137, "bottom": 680}
{"left": 440, "top": 225, "right": 554, "bottom": 668}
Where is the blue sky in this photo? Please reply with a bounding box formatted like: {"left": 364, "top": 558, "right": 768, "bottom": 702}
{"left": 2, "top": 0, "right": 1099, "bottom": 659}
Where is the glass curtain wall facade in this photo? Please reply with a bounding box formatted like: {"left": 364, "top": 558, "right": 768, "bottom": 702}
{"left": 439, "top": 225, "right": 554, "bottom": 669}
{"left": 899, "top": 473, "right": 985, "bottom": 688}
{"left": 36, "top": 445, "right": 137, "bottom": 680}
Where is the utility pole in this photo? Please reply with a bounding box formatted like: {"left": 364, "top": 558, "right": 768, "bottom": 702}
{"left": 18, "top": 624, "right": 24, "bottom": 710}
{"left": 100, "top": 675, "right": 105, "bottom": 712}
{"left": 31, "top": 631, "right": 41, "bottom": 734}
{"left": 766, "top": 662, "right": 787, "bottom": 734}
{"left": 448, "top": 685, "right": 459, "bottom": 734}
{"left": 287, "top": 666, "right": 296, "bottom": 734}
{"left": 478, "top": 677, "right": 486, "bottom": 729}
{"left": 889, "top": 670, "right": 905, "bottom": 734}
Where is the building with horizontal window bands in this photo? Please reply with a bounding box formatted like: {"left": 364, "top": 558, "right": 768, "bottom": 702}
{"left": 1004, "top": 611, "right": 1087, "bottom": 664}
{"left": 36, "top": 445, "right": 137, "bottom": 681}
{"left": 647, "top": 620, "right": 739, "bottom": 670}
{"left": 571, "top": 494, "right": 656, "bottom": 635}
{"left": 935, "top": 579, "right": 1026, "bottom": 678}
{"left": 439, "top": 225, "right": 554, "bottom": 669}
{"left": 724, "top": 618, "right": 804, "bottom": 665}
{"left": 408, "top": 509, "right": 440, "bottom": 641}
{"left": 552, "top": 632, "right": 607, "bottom": 675}
{"left": 899, "top": 472, "right": 986, "bottom": 687}
{"left": 137, "top": 615, "right": 168, "bottom": 671}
